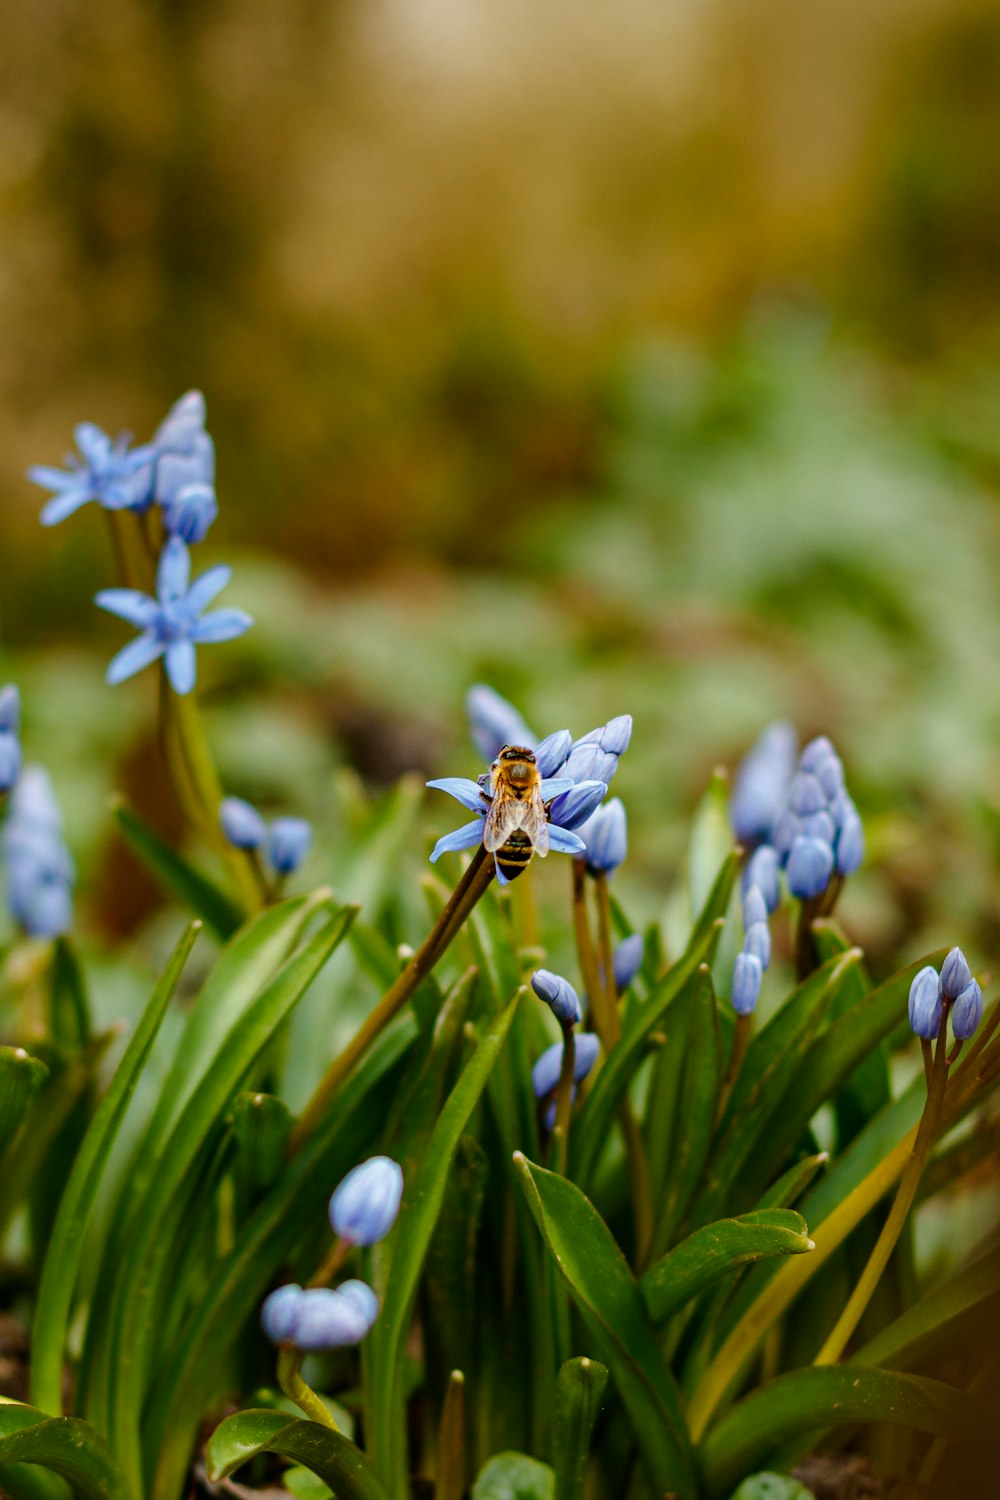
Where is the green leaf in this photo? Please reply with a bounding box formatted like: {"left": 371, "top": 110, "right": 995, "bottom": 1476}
{"left": 514, "top": 1155, "right": 698, "bottom": 1499}
{"left": 368, "top": 992, "right": 522, "bottom": 1498}
{"left": 98, "top": 906, "right": 357, "bottom": 1497}
{"left": 0, "top": 1047, "right": 48, "bottom": 1160}
{"left": 641, "top": 1210, "right": 814, "bottom": 1327}
{"left": 471, "top": 1452, "right": 555, "bottom": 1500}
{"left": 552, "top": 1358, "right": 608, "bottom": 1500}
{"left": 230, "top": 1090, "right": 292, "bottom": 1199}
{"left": 570, "top": 850, "right": 738, "bottom": 1188}
{"left": 49, "top": 939, "right": 91, "bottom": 1051}
{"left": 205, "top": 1410, "right": 387, "bottom": 1500}
{"left": 754, "top": 1153, "right": 828, "bottom": 1212}
{"left": 113, "top": 801, "right": 243, "bottom": 941}
{"left": 854, "top": 1238, "right": 1000, "bottom": 1373}
{"left": 0, "top": 1403, "right": 131, "bottom": 1500}
{"left": 30, "top": 923, "right": 200, "bottom": 1417}
{"left": 649, "top": 963, "right": 722, "bottom": 1256}
{"left": 698, "top": 1365, "right": 985, "bottom": 1499}
{"left": 729, "top": 1475, "right": 812, "bottom": 1500}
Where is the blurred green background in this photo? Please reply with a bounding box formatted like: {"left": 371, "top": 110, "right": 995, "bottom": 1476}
{"left": 5, "top": 0, "right": 1000, "bottom": 976}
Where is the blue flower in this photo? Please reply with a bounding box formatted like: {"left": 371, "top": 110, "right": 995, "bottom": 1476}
{"left": 260, "top": 1282, "right": 375, "bottom": 1351}
{"left": 152, "top": 392, "right": 218, "bottom": 541}
{"left": 908, "top": 966, "right": 943, "bottom": 1040}
{"left": 426, "top": 768, "right": 599, "bottom": 886}
{"left": 952, "top": 979, "right": 983, "bottom": 1041}
{"left": 532, "top": 1033, "right": 601, "bottom": 1098}
{"left": 544, "top": 777, "right": 608, "bottom": 831}
{"left": 2, "top": 766, "right": 74, "bottom": 938}
{"left": 612, "top": 933, "right": 644, "bottom": 993}
{"left": 577, "top": 797, "right": 627, "bottom": 875}
{"left": 269, "top": 818, "right": 312, "bottom": 875}
{"left": 531, "top": 969, "right": 582, "bottom": 1025}
{"left": 729, "top": 721, "right": 797, "bottom": 845}
{"left": 466, "top": 684, "right": 536, "bottom": 763}
{"left": 29, "top": 423, "right": 155, "bottom": 526}
{"left": 95, "top": 536, "right": 252, "bottom": 695}
{"left": 0, "top": 685, "right": 21, "bottom": 795}
{"left": 329, "top": 1156, "right": 404, "bottom": 1246}
{"left": 731, "top": 952, "right": 762, "bottom": 1016}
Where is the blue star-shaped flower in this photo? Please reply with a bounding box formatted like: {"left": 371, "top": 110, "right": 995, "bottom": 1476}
{"left": 95, "top": 537, "right": 252, "bottom": 695}
{"left": 28, "top": 423, "right": 156, "bottom": 526}
{"left": 427, "top": 730, "right": 608, "bottom": 885}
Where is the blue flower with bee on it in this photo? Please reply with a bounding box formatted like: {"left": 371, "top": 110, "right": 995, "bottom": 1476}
{"left": 95, "top": 536, "right": 252, "bottom": 695}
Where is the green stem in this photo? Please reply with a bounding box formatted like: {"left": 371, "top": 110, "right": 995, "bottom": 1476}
{"left": 593, "top": 873, "right": 619, "bottom": 1021}
{"left": 276, "top": 1347, "right": 340, "bottom": 1430}
{"left": 290, "top": 847, "right": 495, "bottom": 1149}
{"left": 308, "top": 1236, "right": 351, "bottom": 1290}
{"left": 552, "top": 1022, "right": 576, "bottom": 1175}
{"left": 715, "top": 1012, "right": 753, "bottom": 1127}
{"left": 814, "top": 1012, "right": 951, "bottom": 1366}
{"left": 571, "top": 861, "right": 616, "bottom": 1048}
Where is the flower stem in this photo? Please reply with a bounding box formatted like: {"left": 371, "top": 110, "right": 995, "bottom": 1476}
{"left": 276, "top": 1347, "right": 340, "bottom": 1430}
{"left": 571, "top": 861, "right": 617, "bottom": 1048}
{"left": 290, "top": 847, "right": 495, "bottom": 1149}
{"left": 716, "top": 1012, "right": 753, "bottom": 1127}
{"left": 814, "top": 1011, "right": 951, "bottom": 1366}
{"left": 308, "top": 1237, "right": 351, "bottom": 1290}
{"left": 551, "top": 1022, "right": 576, "bottom": 1175}
{"left": 435, "top": 1371, "right": 466, "bottom": 1500}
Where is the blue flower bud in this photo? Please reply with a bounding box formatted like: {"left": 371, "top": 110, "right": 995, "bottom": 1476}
{"left": 908, "top": 966, "right": 943, "bottom": 1040}
{"left": 743, "top": 922, "right": 771, "bottom": 970}
{"left": 731, "top": 952, "right": 762, "bottom": 1016}
{"left": 546, "top": 779, "right": 608, "bottom": 831}
{"left": 835, "top": 810, "right": 864, "bottom": 875}
{"left": 0, "top": 734, "right": 21, "bottom": 794}
{"left": 951, "top": 979, "right": 983, "bottom": 1041}
{"left": 939, "top": 946, "right": 972, "bottom": 1001}
{"left": 743, "top": 845, "right": 780, "bottom": 912}
{"left": 579, "top": 798, "right": 627, "bottom": 874}
{"left": 816, "top": 755, "right": 844, "bottom": 801}
{"left": 560, "top": 717, "right": 632, "bottom": 787}
{"left": 335, "top": 1279, "right": 380, "bottom": 1330}
{"left": 260, "top": 1283, "right": 304, "bottom": 1344}
{"left": 466, "top": 685, "right": 535, "bottom": 763}
{"left": 220, "top": 796, "right": 267, "bottom": 850}
{"left": 595, "top": 715, "right": 633, "bottom": 758}
{"left": 786, "top": 836, "right": 834, "bottom": 900}
{"left": 2, "top": 766, "right": 74, "bottom": 937}
{"left": 329, "top": 1156, "right": 404, "bottom": 1245}
{"left": 773, "top": 809, "right": 801, "bottom": 861}
{"left": 531, "top": 969, "right": 582, "bottom": 1025}
{"left": 531, "top": 1034, "right": 601, "bottom": 1098}
{"left": 268, "top": 817, "right": 313, "bottom": 875}
{"left": 743, "top": 884, "right": 768, "bottom": 929}
{"left": 161, "top": 482, "right": 218, "bottom": 545}
{"left": 612, "top": 934, "right": 644, "bottom": 994}
{"left": 799, "top": 810, "right": 836, "bottom": 845}
{"left": 290, "top": 1288, "right": 371, "bottom": 1351}
{"left": 799, "top": 736, "right": 837, "bottom": 773}
{"left": 533, "top": 729, "right": 573, "bottom": 778}
{"left": 787, "top": 773, "right": 825, "bottom": 817}
{"left": 730, "top": 721, "right": 797, "bottom": 844}
{"left": 0, "top": 685, "right": 21, "bottom": 735}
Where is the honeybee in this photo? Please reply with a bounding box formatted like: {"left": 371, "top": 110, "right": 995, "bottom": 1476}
{"left": 483, "top": 745, "right": 549, "bottom": 882}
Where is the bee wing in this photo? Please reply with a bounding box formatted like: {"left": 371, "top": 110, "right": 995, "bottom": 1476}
{"left": 521, "top": 789, "right": 550, "bottom": 856}
{"left": 483, "top": 788, "right": 520, "bottom": 852}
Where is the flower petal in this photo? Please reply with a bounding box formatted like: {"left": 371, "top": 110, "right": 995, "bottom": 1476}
{"left": 539, "top": 777, "right": 575, "bottom": 802}
{"left": 534, "top": 729, "right": 572, "bottom": 777}
{"left": 74, "top": 423, "right": 111, "bottom": 467}
{"left": 106, "top": 633, "right": 165, "bottom": 686}
{"left": 27, "top": 465, "right": 80, "bottom": 493}
{"left": 426, "top": 777, "right": 489, "bottom": 813}
{"left": 157, "top": 536, "right": 191, "bottom": 601}
{"left": 429, "top": 820, "right": 485, "bottom": 863}
{"left": 547, "top": 824, "right": 587, "bottom": 856}
{"left": 94, "top": 588, "right": 158, "bottom": 627}
{"left": 165, "top": 640, "right": 197, "bottom": 695}
{"left": 39, "top": 486, "right": 93, "bottom": 525}
{"left": 185, "top": 564, "right": 232, "bottom": 614}
{"left": 190, "top": 608, "right": 253, "bottom": 643}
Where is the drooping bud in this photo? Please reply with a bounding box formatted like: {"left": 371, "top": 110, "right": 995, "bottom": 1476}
{"left": 531, "top": 1034, "right": 601, "bottom": 1098}
{"left": 220, "top": 796, "right": 267, "bottom": 850}
{"left": 260, "top": 1283, "right": 304, "bottom": 1345}
{"left": 531, "top": 969, "right": 582, "bottom": 1026}
{"left": 329, "top": 1156, "right": 404, "bottom": 1246}
{"left": 161, "top": 482, "right": 218, "bottom": 545}
{"left": 288, "top": 1288, "right": 371, "bottom": 1351}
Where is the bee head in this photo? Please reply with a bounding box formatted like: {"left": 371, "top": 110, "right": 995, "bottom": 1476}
{"left": 495, "top": 744, "right": 537, "bottom": 790}
{"left": 498, "top": 745, "right": 536, "bottom": 764}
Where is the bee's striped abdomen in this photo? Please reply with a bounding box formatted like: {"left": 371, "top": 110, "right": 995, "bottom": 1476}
{"left": 495, "top": 830, "right": 534, "bottom": 882}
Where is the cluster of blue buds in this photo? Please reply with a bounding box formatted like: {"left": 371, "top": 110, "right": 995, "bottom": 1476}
{"left": 0, "top": 686, "right": 22, "bottom": 795}
{"left": 261, "top": 1279, "right": 380, "bottom": 1352}
{"left": 2, "top": 766, "right": 75, "bottom": 938}
{"left": 731, "top": 883, "right": 771, "bottom": 1016}
{"left": 220, "top": 797, "right": 313, "bottom": 876}
{"left": 260, "top": 1157, "right": 402, "bottom": 1353}
{"left": 30, "top": 394, "right": 251, "bottom": 696}
{"left": 908, "top": 948, "right": 984, "bottom": 1043}
{"left": 529, "top": 965, "right": 602, "bottom": 1126}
